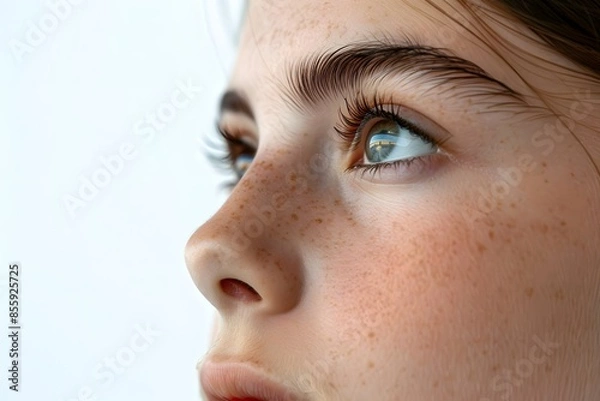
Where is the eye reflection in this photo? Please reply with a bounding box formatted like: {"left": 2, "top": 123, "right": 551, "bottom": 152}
{"left": 365, "top": 119, "right": 436, "bottom": 164}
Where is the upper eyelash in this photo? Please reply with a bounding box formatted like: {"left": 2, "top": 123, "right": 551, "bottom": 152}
{"left": 205, "top": 123, "right": 237, "bottom": 168}
{"left": 334, "top": 91, "right": 438, "bottom": 153}
{"left": 204, "top": 122, "right": 254, "bottom": 188}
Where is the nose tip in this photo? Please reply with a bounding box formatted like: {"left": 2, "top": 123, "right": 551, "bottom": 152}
{"left": 184, "top": 223, "right": 304, "bottom": 315}
{"left": 184, "top": 153, "right": 308, "bottom": 317}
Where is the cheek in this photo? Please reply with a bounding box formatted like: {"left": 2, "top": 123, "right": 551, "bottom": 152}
{"left": 310, "top": 208, "right": 504, "bottom": 395}
{"left": 317, "top": 206, "right": 493, "bottom": 345}
{"left": 310, "top": 186, "right": 593, "bottom": 395}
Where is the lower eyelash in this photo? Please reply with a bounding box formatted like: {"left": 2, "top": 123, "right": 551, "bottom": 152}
{"left": 347, "top": 157, "right": 425, "bottom": 179}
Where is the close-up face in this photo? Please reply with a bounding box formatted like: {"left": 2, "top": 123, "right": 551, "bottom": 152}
{"left": 186, "top": 1, "right": 600, "bottom": 400}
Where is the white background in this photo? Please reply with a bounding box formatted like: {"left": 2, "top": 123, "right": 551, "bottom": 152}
{"left": 1, "top": 1, "right": 244, "bottom": 400}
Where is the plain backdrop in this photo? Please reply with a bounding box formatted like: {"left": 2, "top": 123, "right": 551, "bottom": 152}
{"left": 1, "top": 1, "right": 245, "bottom": 400}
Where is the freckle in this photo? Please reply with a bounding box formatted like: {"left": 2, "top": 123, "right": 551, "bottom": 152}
{"left": 334, "top": 199, "right": 341, "bottom": 206}
{"left": 554, "top": 289, "right": 565, "bottom": 301}
{"left": 368, "top": 331, "right": 375, "bottom": 338}
{"left": 239, "top": 204, "right": 244, "bottom": 210}
{"left": 510, "top": 202, "right": 516, "bottom": 209}
{"left": 368, "top": 361, "right": 375, "bottom": 369}
{"left": 476, "top": 242, "right": 487, "bottom": 253}
{"left": 525, "top": 287, "right": 534, "bottom": 298}
{"left": 542, "top": 162, "right": 547, "bottom": 168}
{"left": 488, "top": 230, "right": 495, "bottom": 239}
{"left": 492, "top": 364, "right": 500, "bottom": 372}
{"left": 560, "top": 220, "right": 567, "bottom": 227}
{"left": 315, "top": 218, "right": 323, "bottom": 224}
{"left": 291, "top": 213, "right": 299, "bottom": 221}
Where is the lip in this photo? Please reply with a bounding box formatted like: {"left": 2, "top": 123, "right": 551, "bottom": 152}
{"left": 200, "top": 360, "right": 303, "bottom": 401}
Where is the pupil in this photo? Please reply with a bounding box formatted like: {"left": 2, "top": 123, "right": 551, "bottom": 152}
{"left": 366, "top": 122, "right": 400, "bottom": 163}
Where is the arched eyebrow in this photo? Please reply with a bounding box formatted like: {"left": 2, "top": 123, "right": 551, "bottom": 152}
{"left": 218, "top": 39, "right": 528, "bottom": 119}
{"left": 283, "top": 39, "right": 527, "bottom": 112}
{"left": 219, "top": 90, "right": 254, "bottom": 120}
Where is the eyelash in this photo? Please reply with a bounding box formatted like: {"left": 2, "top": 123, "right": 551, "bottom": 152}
{"left": 209, "top": 93, "right": 439, "bottom": 183}
{"left": 335, "top": 92, "right": 439, "bottom": 178}
{"left": 205, "top": 123, "right": 254, "bottom": 188}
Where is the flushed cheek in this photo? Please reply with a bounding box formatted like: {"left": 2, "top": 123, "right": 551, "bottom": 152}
{"left": 312, "top": 204, "right": 575, "bottom": 396}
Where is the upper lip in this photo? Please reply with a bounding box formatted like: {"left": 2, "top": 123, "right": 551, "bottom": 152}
{"left": 200, "top": 359, "right": 303, "bottom": 401}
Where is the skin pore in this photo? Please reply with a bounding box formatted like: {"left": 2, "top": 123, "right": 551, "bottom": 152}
{"left": 186, "top": 1, "right": 600, "bottom": 400}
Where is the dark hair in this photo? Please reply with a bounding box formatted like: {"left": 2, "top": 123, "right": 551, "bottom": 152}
{"left": 494, "top": 0, "right": 600, "bottom": 79}
{"left": 480, "top": 0, "right": 600, "bottom": 175}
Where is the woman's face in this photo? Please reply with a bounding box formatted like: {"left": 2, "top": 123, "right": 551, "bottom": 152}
{"left": 186, "top": 1, "right": 600, "bottom": 400}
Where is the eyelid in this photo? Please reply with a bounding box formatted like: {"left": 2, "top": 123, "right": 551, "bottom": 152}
{"left": 218, "top": 113, "right": 259, "bottom": 148}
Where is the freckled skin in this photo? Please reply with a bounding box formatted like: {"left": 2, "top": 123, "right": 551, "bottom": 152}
{"left": 186, "top": 1, "right": 600, "bottom": 400}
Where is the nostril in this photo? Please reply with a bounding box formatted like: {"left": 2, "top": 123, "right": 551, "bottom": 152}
{"left": 219, "top": 278, "right": 262, "bottom": 302}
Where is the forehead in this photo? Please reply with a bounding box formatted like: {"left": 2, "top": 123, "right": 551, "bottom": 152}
{"left": 233, "top": 0, "right": 478, "bottom": 82}
{"left": 227, "top": 0, "right": 564, "bottom": 123}
{"left": 245, "top": 0, "right": 466, "bottom": 43}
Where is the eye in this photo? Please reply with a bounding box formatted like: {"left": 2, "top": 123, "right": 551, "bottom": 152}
{"left": 207, "top": 125, "right": 256, "bottom": 183}
{"left": 334, "top": 94, "right": 447, "bottom": 181}
{"left": 232, "top": 153, "right": 254, "bottom": 178}
{"left": 363, "top": 119, "right": 437, "bottom": 164}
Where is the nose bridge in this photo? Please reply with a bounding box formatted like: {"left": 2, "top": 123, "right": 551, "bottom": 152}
{"left": 185, "top": 151, "right": 327, "bottom": 315}
{"left": 227, "top": 159, "right": 295, "bottom": 252}
{"left": 220, "top": 148, "right": 331, "bottom": 250}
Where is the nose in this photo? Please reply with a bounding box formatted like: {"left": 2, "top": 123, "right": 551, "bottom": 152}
{"left": 184, "top": 160, "right": 305, "bottom": 316}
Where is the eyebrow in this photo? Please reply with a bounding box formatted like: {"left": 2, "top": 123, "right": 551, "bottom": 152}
{"left": 220, "top": 90, "right": 254, "bottom": 119}
{"left": 219, "top": 37, "right": 528, "bottom": 119}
